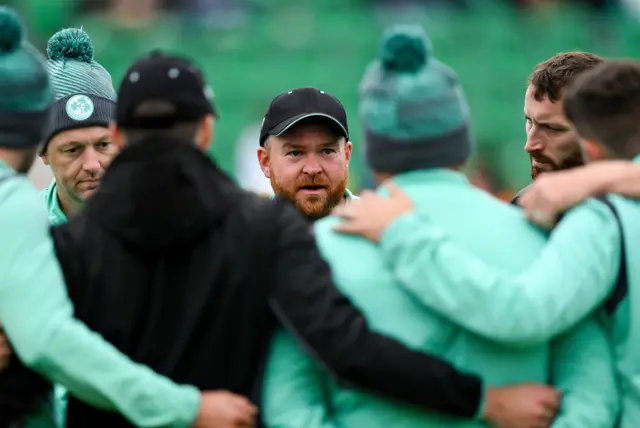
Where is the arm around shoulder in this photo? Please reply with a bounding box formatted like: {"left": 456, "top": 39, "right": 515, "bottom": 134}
{"left": 0, "top": 187, "right": 200, "bottom": 427}
{"left": 379, "top": 203, "right": 619, "bottom": 344}
{"left": 585, "top": 161, "right": 640, "bottom": 197}
{"left": 268, "top": 201, "right": 483, "bottom": 417}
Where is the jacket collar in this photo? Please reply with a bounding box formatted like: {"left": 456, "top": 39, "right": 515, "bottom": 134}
{"left": 42, "top": 179, "right": 68, "bottom": 225}
{"left": 385, "top": 168, "right": 469, "bottom": 191}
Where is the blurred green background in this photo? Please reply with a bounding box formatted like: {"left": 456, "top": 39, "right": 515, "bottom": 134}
{"left": 12, "top": 0, "right": 640, "bottom": 199}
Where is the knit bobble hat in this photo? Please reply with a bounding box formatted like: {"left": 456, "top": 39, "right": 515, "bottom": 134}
{"left": 46, "top": 28, "right": 116, "bottom": 101}
{"left": 41, "top": 28, "right": 116, "bottom": 152}
{"left": 359, "top": 24, "right": 473, "bottom": 173}
{"left": 0, "top": 6, "right": 53, "bottom": 149}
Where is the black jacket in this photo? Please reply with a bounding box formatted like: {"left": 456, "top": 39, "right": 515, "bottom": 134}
{"left": 0, "top": 357, "right": 50, "bottom": 427}
{"left": 52, "top": 138, "right": 482, "bottom": 427}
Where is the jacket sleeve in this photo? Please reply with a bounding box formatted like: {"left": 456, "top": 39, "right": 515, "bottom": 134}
{"left": 262, "top": 329, "right": 336, "bottom": 428}
{"left": 0, "top": 183, "right": 199, "bottom": 428}
{"left": 267, "top": 200, "right": 484, "bottom": 418}
{"left": 549, "top": 315, "right": 619, "bottom": 428}
{"left": 378, "top": 199, "right": 620, "bottom": 344}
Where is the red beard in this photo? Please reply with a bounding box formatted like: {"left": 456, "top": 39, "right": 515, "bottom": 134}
{"left": 270, "top": 173, "right": 347, "bottom": 220}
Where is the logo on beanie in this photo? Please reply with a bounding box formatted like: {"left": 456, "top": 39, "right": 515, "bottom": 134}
{"left": 65, "top": 95, "right": 94, "bottom": 121}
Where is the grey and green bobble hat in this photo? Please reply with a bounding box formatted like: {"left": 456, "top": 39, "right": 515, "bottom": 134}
{"left": 0, "top": 7, "right": 52, "bottom": 149}
{"left": 359, "top": 24, "right": 473, "bottom": 173}
{"left": 41, "top": 27, "right": 116, "bottom": 153}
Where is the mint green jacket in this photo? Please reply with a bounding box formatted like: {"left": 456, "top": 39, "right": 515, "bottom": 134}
{"left": 262, "top": 169, "right": 618, "bottom": 428}
{"left": 39, "top": 180, "right": 68, "bottom": 426}
{"left": 40, "top": 179, "right": 67, "bottom": 226}
{"left": 374, "top": 159, "right": 640, "bottom": 427}
{"left": 0, "top": 163, "right": 199, "bottom": 427}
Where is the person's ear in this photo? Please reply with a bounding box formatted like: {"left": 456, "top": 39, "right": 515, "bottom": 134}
{"left": 110, "top": 122, "right": 126, "bottom": 150}
{"left": 580, "top": 138, "right": 605, "bottom": 163}
{"left": 196, "top": 115, "right": 215, "bottom": 150}
{"left": 257, "top": 141, "right": 272, "bottom": 178}
{"left": 344, "top": 140, "right": 353, "bottom": 165}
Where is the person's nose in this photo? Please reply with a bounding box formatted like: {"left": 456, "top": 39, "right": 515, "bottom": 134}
{"left": 302, "top": 153, "right": 322, "bottom": 176}
{"left": 524, "top": 126, "right": 544, "bottom": 154}
{"left": 81, "top": 148, "right": 102, "bottom": 175}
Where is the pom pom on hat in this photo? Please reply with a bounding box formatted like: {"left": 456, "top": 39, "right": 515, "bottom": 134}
{"left": 47, "top": 28, "right": 94, "bottom": 63}
{"left": 0, "top": 7, "right": 52, "bottom": 148}
{"left": 45, "top": 27, "right": 116, "bottom": 101}
{"left": 0, "top": 6, "right": 24, "bottom": 54}
{"left": 360, "top": 24, "right": 472, "bottom": 173}
{"left": 379, "top": 24, "right": 431, "bottom": 73}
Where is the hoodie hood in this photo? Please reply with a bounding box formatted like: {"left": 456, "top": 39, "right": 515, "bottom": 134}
{"left": 84, "top": 137, "right": 239, "bottom": 250}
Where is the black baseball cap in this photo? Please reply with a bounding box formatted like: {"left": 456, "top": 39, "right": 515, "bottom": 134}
{"left": 259, "top": 87, "right": 349, "bottom": 146}
{"left": 116, "top": 50, "right": 217, "bottom": 129}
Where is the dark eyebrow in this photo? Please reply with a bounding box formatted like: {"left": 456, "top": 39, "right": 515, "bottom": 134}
{"left": 59, "top": 141, "right": 85, "bottom": 149}
{"left": 536, "top": 120, "right": 570, "bottom": 130}
{"left": 59, "top": 136, "right": 111, "bottom": 149}
{"left": 524, "top": 113, "right": 570, "bottom": 130}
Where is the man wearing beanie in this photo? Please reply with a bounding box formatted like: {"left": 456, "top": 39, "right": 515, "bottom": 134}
{"left": 262, "top": 25, "right": 618, "bottom": 428}
{"left": 35, "top": 26, "right": 120, "bottom": 426}
{"left": 337, "top": 58, "right": 640, "bottom": 425}
{"left": 49, "top": 50, "right": 505, "bottom": 427}
{"left": 39, "top": 27, "right": 119, "bottom": 225}
{"left": 0, "top": 8, "right": 264, "bottom": 428}
{"left": 257, "top": 87, "right": 357, "bottom": 221}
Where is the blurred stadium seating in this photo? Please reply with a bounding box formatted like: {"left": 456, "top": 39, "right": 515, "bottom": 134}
{"left": 12, "top": 0, "right": 640, "bottom": 197}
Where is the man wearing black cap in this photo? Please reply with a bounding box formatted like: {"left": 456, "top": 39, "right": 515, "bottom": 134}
{"left": 257, "top": 88, "right": 356, "bottom": 220}
{"left": 51, "top": 51, "right": 490, "bottom": 426}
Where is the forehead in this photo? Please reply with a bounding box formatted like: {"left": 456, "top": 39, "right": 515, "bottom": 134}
{"left": 272, "top": 122, "right": 343, "bottom": 146}
{"left": 49, "top": 126, "right": 111, "bottom": 147}
{"left": 524, "top": 85, "right": 568, "bottom": 123}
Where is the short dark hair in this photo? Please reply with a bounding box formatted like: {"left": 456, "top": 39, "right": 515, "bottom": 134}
{"left": 528, "top": 52, "right": 605, "bottom": 102}
{"left": 120, "top": 100, "right": 203, "bottom": 143}
{"left": 564, "top": 59, "right": 640, "bottom": 159}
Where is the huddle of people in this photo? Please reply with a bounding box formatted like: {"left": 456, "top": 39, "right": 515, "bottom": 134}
{"left": 1, "top": 4, "right": 640, "bottom": 428}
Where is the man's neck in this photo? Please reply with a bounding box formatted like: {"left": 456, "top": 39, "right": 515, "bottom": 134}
{"left": 0, "top": 150, "right": 22, "bottom": 173}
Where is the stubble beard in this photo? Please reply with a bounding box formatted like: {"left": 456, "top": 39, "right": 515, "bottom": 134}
{"left": 530, "top": 145, "right": 585, "bottom": 180}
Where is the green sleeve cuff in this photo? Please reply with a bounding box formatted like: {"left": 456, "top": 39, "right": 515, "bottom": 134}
{"left": 177, "top": 385, "right": 201, "bottom": 427}
{"left": 475, "top": 384, "right": 488, "bottom": 420}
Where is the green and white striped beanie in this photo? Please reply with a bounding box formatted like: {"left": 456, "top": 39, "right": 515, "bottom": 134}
{"left": 46, "top": 28, "right": 116, "bottom": 101}
{"left": 41, "top": 28, "right": 116, "bottom": 153}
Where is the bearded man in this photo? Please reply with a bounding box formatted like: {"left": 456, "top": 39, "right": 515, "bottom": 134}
{"left": 257, "top": 87, "right": 356, "bottom": 220}
{"left": 512, "top": 51, "right": 604, "bottom": 204}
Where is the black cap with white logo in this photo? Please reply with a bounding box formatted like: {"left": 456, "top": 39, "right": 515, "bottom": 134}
{"left": 259, "top": 87, "right": 349, "bottom": 146}
{"left": 116, "top": 50, "right": 217, "bottom": 129}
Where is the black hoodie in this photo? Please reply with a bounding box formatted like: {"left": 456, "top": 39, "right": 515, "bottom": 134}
{"left": 51, "top": 137, "right": 482, "bottom": 427}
